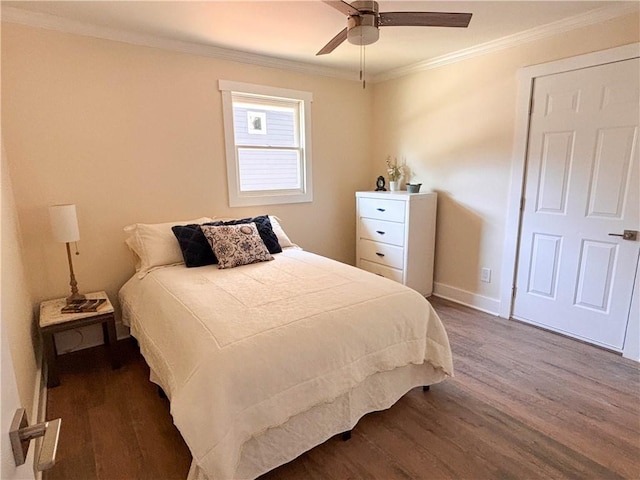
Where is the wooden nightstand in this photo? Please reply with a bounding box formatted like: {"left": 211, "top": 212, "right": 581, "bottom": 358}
{"left": 40, "top": 291, "right": 120, "bottom": 388}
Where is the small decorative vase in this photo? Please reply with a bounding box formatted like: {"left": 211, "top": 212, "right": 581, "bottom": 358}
{"left": 389, "top": 181, "right": 399, "bottom": 191}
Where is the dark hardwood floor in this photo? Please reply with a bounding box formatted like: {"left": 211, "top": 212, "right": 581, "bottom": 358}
{"left": 44, "top": 297, "right": 640, "bottom": 480}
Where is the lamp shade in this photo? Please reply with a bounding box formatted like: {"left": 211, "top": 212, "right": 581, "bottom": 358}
{"left": 49, "top": 204, "right": 80, "bottom": 243}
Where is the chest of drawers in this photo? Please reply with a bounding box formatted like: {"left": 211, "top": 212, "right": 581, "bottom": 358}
{"left": 356, "top": 191, "right": 437, "bottom": 296}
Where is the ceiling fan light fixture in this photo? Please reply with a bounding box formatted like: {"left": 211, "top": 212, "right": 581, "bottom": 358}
{"left": 317, "top": 0, "right": 472, "bottom": 56}
{"left": 347, "top": 14, "right": 379, "bottom": 46}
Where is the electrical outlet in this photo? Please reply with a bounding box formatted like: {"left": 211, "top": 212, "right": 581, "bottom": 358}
{"left": 481, "top": 268, "right": 491, "bottom": 283}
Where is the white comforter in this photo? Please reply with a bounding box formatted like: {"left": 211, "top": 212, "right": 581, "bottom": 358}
{"left": 119, "top": 249, "right": 453, "bottom": 479}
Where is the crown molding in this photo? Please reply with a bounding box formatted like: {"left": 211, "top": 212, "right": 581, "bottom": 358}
{"left": 0, "top": 6, "right": 356, "bottom": 82}
{"left": 2, "top": 3, "right": 637, "bottom": 85}
{"left": 372, "top": 3, "right": 639, "bottom": 83}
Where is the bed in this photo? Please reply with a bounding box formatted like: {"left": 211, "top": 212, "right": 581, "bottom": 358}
{"left": 118, "top": 216, "right": 453, "bottom": 480}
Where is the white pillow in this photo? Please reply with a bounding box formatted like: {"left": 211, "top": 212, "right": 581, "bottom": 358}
{"left": 268, "top": 215, "right": 296, "bottom": 248}
{"left": 124, "top": 217, "right": 213, "bottom": 277}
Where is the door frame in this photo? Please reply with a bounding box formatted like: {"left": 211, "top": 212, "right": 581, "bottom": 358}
{"left": 499, "top": 43, "right": 640, "bottom": 360}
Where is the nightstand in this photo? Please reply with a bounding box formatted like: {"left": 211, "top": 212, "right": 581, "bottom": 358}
{"left": 40, "top": 291, "right": 120, "bottom": 388}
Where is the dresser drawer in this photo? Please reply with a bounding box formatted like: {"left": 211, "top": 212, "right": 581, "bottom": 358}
{"left": 358, "top": 239, "right": 404, "bottom": 269}
{"left": 356, "top": 191, "right": 436, "bottom": 297}
{"left": 359, "top": 218, "right": 405, "bottom": 247}
{"left": 359, "top": 259, "right": 404, "bottom": 283}
{"left": 358, "top": 197, "right": 406, "bottom": 223}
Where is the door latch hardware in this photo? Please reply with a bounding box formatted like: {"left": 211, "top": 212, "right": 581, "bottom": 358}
{"left": 10, "top": 408, "right": 61, "bottom": 470}
{"left": 608, "top": 230, "right": 638, "bottom": 241}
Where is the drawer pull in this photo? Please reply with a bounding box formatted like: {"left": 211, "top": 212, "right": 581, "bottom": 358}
{"left": 376, "top": 230, "right": 386, "bottom": 235}
{"left": 376, "top": 208, "right": 386, "bottom": 212}
{"left": 375, "top": 252, "right": 385, "bottom": 257}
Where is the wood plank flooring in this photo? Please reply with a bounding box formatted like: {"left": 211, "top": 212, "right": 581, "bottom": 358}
{"left": 44, "top": 297, "right": 640, "bottom": 480}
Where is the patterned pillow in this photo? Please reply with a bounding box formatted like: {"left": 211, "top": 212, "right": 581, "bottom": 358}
{"left": 200, "top": 223, "right": 273, "bottom": 269}
{"left": 172, "top": 215, "right": 282, "bottom": 268}
{"left": 172, "top": 224, "right": 218, "bottom": 267}
{"left": 211, "top": 216, "right": 282, "bottom": 254}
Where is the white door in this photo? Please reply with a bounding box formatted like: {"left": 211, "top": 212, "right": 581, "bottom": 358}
{"left": 513, "top": 58, "right": 639, "bottom": 350}
{"left": 1, "top": 317, "right": 35, "bottom": 479}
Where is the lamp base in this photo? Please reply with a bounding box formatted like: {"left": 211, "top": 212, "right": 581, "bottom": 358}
{"left": 66, "top": 292, "right": 86, "bottom": 305}
{"left": 64, "top": 242, "right": 85, "bottom": 305}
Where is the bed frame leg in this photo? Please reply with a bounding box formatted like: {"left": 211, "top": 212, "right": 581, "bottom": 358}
{"left": 341, "top": 430, "right": 352, "bottom": 441}
{"left": 158, "top": 386, "right": 168, "bottom": 399}
{"left": 423, "top": 385, "right": 430, "bottom": 392}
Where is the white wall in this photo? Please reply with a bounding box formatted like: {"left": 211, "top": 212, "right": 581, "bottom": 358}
{"left": 1, "top": 11, "right": 638, "bottom": 366}
{"left": 1, "top": 23, "right": 373, "bottom": 316}
{"left": 371, "top": 12, "right": 639, "bottom": 314}
{"left": 1, "top": 141, "right": 39, "bottom": 426}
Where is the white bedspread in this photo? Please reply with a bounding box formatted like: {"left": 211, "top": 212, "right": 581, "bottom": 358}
{"left": 119, "top": 249, "right": 453, "bottom": 479}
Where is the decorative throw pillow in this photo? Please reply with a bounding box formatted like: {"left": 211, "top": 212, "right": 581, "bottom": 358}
{"left": 171, "top": 215, "right": 281, "bottom": 268}
{"left": 211, "top": 216, "right": 282, "bottom": 254}
{"left": 172, "top": 224, "right": 218, "bottom": 267}
{"left": 201, "top": 223, "right": 273, "bottom": 269}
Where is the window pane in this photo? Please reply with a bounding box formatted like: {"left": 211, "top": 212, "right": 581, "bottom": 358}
{"left": 233, "top": 104, "right": 297, "bottom": 147}
{"left": 219, "top": 80, "right": 312, "bottom": 206}
{"left": 237, "top": 148, "right": 301, "bottom": 192}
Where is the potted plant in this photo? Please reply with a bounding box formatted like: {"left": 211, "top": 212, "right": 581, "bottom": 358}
{"left": 386, "top": 156, "right": 403, "bottom": 191}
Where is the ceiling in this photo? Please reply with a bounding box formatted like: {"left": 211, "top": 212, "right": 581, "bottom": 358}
{"left": 2, "top": 1, "right": 637, "bottom": 81}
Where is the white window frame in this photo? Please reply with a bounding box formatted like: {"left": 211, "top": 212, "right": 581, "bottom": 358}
{"left": 219, "top": 80, "right": 313, "bottom": 207}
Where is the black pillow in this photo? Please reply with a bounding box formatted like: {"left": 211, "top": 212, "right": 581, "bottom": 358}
{"left": 172, "top": 216, "right": 282, "bottom": 268}
{"left": 172, "top": 224, "right": 218, "bottom": 268}
{"left": 211, "top": 216, "right": 282, "bottom": 255}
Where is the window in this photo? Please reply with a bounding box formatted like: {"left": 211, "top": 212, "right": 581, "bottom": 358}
{"left": 219, "top": 80, "right": 313, "bottom": 207}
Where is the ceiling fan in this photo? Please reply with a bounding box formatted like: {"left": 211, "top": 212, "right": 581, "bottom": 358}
{"left": 317, "top": 0, "right": 473, "bottom": 55}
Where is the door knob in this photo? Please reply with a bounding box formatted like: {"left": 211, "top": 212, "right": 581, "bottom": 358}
{"left": 10, "top": 408, "right": 61, "bottom": 470}
{"left": 608, "top": 230, "right": 638, "bottom": 241}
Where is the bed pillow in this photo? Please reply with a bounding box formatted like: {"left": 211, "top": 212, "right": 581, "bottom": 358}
{"left": 172, "top": 215, "right": 281, "bottom": 268}
{"left": 211, "top": 215, "right": 282, "bottom": 254}
{"left": 171, "top": 223, "right": 219, "bottom": 268}
{"left": 268, "top": 215, "right": 296, "bottom": 249}
{"left": 201, "top": 223, "right": 273, "bottom": 269}
{"left": 124, "top": 216, "right": 212, "bottom": 277}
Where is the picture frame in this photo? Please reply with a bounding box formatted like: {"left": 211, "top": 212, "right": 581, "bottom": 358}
{"left": 247, "top": 111, "right": 267, "bottom": 135}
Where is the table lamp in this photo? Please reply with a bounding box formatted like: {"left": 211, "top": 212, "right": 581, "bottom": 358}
{"left": 49, "top": 204, "right": 85, "bottom": 304}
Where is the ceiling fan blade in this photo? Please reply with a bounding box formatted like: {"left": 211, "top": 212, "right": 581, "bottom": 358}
{"left": 316, "top": 28, "right": 348, "bottom": 55}
{"left": 379, "top": 11, "right": 472, "bottom": 28}
{"left": 322, "top": 0, "right": 360, "bottom": 17}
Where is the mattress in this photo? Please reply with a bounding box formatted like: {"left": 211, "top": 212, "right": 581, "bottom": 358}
{"left": 119, "top": 248, "right": 453, "bottom": 479}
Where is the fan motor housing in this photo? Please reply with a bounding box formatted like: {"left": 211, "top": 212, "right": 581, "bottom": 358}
{"left": 347, "top": 13, "right": 379, "bottom": 45}
{"left": 351, "top": 1, "right": 378, "bottom": 14}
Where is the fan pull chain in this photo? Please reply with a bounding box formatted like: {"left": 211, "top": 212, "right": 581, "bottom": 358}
{"left": 359, "top": 44, "right": 366, "bottom": 89}
{"left": 363, "top": 45, "right": 366, "bottom": 89}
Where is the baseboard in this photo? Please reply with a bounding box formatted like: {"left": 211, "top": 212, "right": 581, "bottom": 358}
{"left": 433, "top": 282, "right": 501, "bottom": 316}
